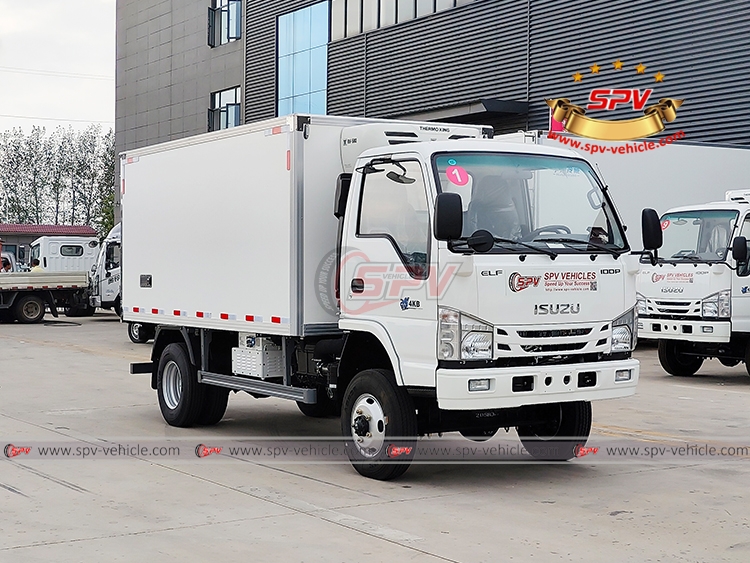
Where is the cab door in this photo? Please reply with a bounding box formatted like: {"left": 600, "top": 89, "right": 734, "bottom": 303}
{"left": 732, "top": 214, "right": 750, "bottom": 332}
{"left": 340, "top": 156, "right": 437, "bottom": 387}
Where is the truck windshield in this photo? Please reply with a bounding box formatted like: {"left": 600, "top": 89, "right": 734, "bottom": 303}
{"left": 658, "top": 210, "right": 738, "bottom": 262}
{"left": 433, "top": 152, "right": 627, "bottom": 254}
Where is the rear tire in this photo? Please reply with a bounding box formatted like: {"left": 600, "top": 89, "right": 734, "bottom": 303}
{"left": 516, "top": 401, "right": 592, "bottom": 461}
{"left": 14, "top": 294, "right": 45, "bottom": 324}
{"left": 196, "top": 386, "right": 230, "bottom": 426}
{"left": 658, "top": 340, "right": 703, "bottom": 376}
{"left": 156, "top": 343, "right": 204, "bottom": 427}
{"left": 719, "top": 358, "right": 740, "bottom": 368}
{"left": 341, "top": 369, "right": 417, "bottom": 480}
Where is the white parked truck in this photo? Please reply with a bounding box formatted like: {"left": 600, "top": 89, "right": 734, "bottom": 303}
{"left": 124, "top": 114, "right": 660, "bottom": 480}
{"left": 30, "top": 235, "right": 100, "bottom": 273}
{"left": 637, "top": 190, "right": 750, "bottom": 376}
{"left": 0, "top": 269, "right": 90, "bottom": 323}
{"left": 88, "top": 223, "right": 154, "bottom": 342}
{"left": 90, "top": 223, "right": 121, "bottom": 315}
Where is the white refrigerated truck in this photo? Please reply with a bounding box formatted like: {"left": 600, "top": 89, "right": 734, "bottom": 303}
{"left": 124, "top": 114, "right": 660, "bottom": 480}
{"left": 637, "top": 190, "right": 750, "bottom": 376}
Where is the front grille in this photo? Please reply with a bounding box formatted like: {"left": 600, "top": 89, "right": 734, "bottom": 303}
{"left": 655, "top": 301, "right": 691, "bottom": 306}
{"left": 517, "top": 328, "right": 592, "bottom": 338}
{"left": 521, "top": 342, "right": 587, "bottom": 353}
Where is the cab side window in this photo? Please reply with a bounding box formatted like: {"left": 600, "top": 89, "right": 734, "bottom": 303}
{"left": 106, "top": 244, "right": 121, "bottom": 271}
{"left": 737, "top": 216, "right": 750, "bottom": 276}
{"left": 358, "top": 160, "right": 429, "bottom": 278}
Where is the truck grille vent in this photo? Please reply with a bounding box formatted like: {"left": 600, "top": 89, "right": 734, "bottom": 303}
{"left": 521, "top": 342, "right": 587, "bottom": 353}
{"left": 517, "top": 328, "right": 592, "bottom": 338}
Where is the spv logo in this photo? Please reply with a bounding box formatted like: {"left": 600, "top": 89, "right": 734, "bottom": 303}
{"left": 547, "top": 59, "right": 683, "bottom": 141}
{"left": 509, "top": 273, "right": 540, "bottom": 293}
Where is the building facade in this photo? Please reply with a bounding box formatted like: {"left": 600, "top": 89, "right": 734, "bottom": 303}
{"left": 116, "top": 0, "right": 750, "bottom": 213}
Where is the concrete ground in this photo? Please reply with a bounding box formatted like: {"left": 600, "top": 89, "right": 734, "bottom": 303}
{"left": 1, "top": 312, "right": 748, "bottom": 562}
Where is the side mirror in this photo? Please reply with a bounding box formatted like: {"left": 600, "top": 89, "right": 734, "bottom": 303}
{"left": 732, "top": 236, "right": 747, "bottom": 263}
{"left": 333, "top": 173, "right": 352, "bottom": 219}
{"left": 641, "top": 208, "right": 663, "bottom": 250}
{"left": 434, "top": 193, "right": 463, "bottom": 241}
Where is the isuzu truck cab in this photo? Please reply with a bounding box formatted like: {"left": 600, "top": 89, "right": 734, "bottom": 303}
{"left": 637, "top": 190, "right": 750, "bottom": 376}
{"left": 124, "top": 115, "right": 660, "bottom": 480}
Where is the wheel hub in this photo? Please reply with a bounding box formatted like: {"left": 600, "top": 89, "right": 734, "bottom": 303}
{"left": 350, "top": 393, "right": 386, "bottom": 458}
{"left": 162, "top": 360, "right": 183, "bottom": 410}
{"left": 352, "top": 414, "right": 370, "bottom": 437}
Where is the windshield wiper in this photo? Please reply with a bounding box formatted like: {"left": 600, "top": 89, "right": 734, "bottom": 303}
{"left": 536, "top": 237, "right": 620, "bottom": 257}
{"left": 491, "top": 237, "right": 558, "bottom": 258}
{"left": 450, "top": 237, "right": 558, "bottom": 258}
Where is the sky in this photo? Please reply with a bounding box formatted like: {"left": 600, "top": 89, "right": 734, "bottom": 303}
{"left": 0, "top": 0, "right": 115, "bottom": 133}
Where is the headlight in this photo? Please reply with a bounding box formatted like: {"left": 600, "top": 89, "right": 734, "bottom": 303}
{"left": 636, "top": 293, "right": 647, "bottom": 316}
{"left": 611, "top": 307, "right": 636, "bottom": 352}
{"left": 439, "top": 308, "right": 493, "bottom": 360}
{"left": 702, "top": 290, "right": 731, "bottom": 319}
{"left": 439, "top": 309, "right": 459, "bottom": 360}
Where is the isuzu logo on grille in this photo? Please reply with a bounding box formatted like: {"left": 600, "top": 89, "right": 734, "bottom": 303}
{"left": 509, "top": 272, "right": 540, "bottom": 292}
{"left": 534, "top": 304, "right": 581, "bottom": 315}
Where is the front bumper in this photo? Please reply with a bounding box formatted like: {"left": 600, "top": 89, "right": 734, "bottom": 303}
{"left": 638, "top": 318, "right": 730, "bottom": 343}
{"left": 436, "top": 358, "right": 638, "bottom": 410}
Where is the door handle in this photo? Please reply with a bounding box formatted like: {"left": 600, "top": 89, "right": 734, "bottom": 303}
{"left": 351, "top": 278, "right": 365, "bottom": 293}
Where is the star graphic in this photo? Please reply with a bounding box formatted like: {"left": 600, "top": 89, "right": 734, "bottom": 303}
{"left": 590, "top": 63, "right": 600, "bottom": 74}
{"left": 635, "top": 63, "right": 647, "bottom": 74}
{"left": 654, "top": 71, "right": 665, "bottom": 83}
{"left": 572, "top": 72, "right": 583, "bottom": 82}
{"left": 613, "top": 59, "right": 624, "bottom": 70}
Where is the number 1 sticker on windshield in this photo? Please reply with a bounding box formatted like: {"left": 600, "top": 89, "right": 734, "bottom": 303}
{"left": 446, "top": 165, "right": 469, "bottom": 186}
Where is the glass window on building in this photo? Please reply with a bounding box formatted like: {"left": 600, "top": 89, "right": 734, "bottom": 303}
{"left": 331, "top": 0, "right": 474, "bottom": 40}
{"left": 277, "top": 2, "right": 329, "bottom": 117}
{"left": 208, "top": 86, "right": 241, "bottom": 131}
{"left": 208, "top": 0, "right": 242, "bottom": 47}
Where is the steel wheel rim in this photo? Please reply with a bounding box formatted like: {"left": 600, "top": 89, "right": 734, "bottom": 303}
{"left": 350, "top": 393, "right": 386, "bottom": 458}
{"left": 162, "top": 360, "right": 183, "bottom": 410}
{"left": 23, "top": 300, "right": 41, "bottom": 319}
{"left": 131, "top": 323, "right": 140, "bottom": 339}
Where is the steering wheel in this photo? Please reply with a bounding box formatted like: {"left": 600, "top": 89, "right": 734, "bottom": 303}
{"left": 525, "top": 225, "right": 571, "bottom": 240}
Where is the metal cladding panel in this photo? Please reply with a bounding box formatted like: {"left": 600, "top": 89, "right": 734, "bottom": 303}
{"left": 328, "top": 0, "right": 528, "bottom": 119}
{"left": 528, "top": 0, "right": 750, "bottom": 144}
{"left": 327, "top": 34, "right": 366, "bottom": 116}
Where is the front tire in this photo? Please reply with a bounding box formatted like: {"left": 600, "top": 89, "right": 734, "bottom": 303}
{"left": 341, "top": 369, "right": 417, "bottom": 480}
{"left": 658, "top": 340, "right": 704, "bottom": 376}
{"left": 128, "top": 322, "right": 154, "bottom": 343}
{"left": 516, "top": 401, "right": 592, "bottom": 461}
{"left": 14, "top": 294, "right": 45, "bottom": 323}
{"left": 156, "top": 343, "right": 205, "bottom": 427}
